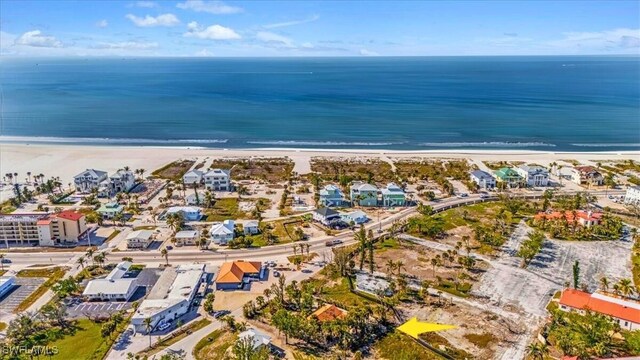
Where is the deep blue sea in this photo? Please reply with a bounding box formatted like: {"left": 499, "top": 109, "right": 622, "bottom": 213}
{"left": 1, "top": 56, "right": 639, "bottom": 151}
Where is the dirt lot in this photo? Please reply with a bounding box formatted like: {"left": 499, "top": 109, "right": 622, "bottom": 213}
{"left": 403, "top": 301, "right": 521, "bottom": 360}
{"left": 209, "top": 157, "right": 294, "bottom": 183}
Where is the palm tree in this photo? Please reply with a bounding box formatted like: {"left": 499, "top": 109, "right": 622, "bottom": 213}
{"left": 76, "top": 256, "right": 87, "bottom": 272}
{"left": 143, "top": 317, "right": 153, "bottom": 346}
{"left": 599, "top": 276, "right": 609, "bottom": 293}
{"left": 86, "top": 248, "right": 95, "bottom": 266}
{"left": 526, "top": 341, "right": 549, "bottom": 360}
{"left": 161, "top": 248, "right": 169, "bottom": 266}
{"left": 617, "top": 278, "right": 635, "bottom": 298}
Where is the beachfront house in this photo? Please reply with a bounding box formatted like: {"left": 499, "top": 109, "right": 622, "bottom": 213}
{"left": 164, "top": 206, "right": 202, "bottom": 221}
{"left": 625, "top": 186, "right": 640, "bottom": 205}
{"left": 494, "top": 167, "right": 523, "bottom": 188}
{"left": 319, "top": 184, "right": 346, "bottom": 207}
{"left": 381, "top": 183, "right": 406, "bottom": 207}
{"left": 515, "top": 165, "right": 550, "bottom": 187}
{"left": 210, "top": 220, "right": 235, "bottom": 245}
{"left": 350, "top": 182, "right": 378, "bottom": 207}
{"left": 341, "top": 210, "right": 369, "bottom": 225}
{"left": 215, "top": 261, "right": 263, "bottom": 290}
{"left": 204, "top": 169, "right": 231, "bottom": 191}
{"left": 126, "top": 230, "right": 153, "bottom": 249}
{"left": 559, "top": 289, "right": 640, "bottom": 331}
{"left": 74, "top": 169, "right": 108, "bottom": 193}
{"left": 97, "top": 202, "right": 125, "bottom": 219}
{"left": 312, "top": 207, "right": 341, "bottom": 226}
{"left": 243, "top": 220, "right": 260, "bottom": 235}
{"left": 99, "top": 169, "right": 136, "bottom": 197}
{"left": 470, "top": 170, "right": 496, "bottom": 189}
{"left": 183, "top": 170, "right": 204, "bottom": 186}
{"left": 175, "top": 230, "right": 200, "bottom": 246}
{"left": 570, "top": 166, "right": 604, "bottom": 186}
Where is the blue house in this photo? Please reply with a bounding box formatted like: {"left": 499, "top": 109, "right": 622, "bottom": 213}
{"left": 319, "top": 184, "right": 346, "bottom": 207}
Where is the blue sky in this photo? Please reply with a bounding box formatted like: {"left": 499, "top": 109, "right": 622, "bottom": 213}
{"left": 1, "top": 0, "right": 639, "bottom": 57}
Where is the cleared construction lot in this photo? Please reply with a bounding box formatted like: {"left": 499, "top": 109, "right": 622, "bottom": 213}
{"left": 472, "top": 222, "right": 633, "bottom": 317}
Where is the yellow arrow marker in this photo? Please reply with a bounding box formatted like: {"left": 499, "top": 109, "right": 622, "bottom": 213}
{"left": 397, "top": 317, "right": 457, "bottom": 339}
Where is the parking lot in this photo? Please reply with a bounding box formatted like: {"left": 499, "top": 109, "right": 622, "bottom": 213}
{"left": 69, "top": 301, "right": 131, "bottom": 316}
{"left": 0, "top": 277, "right": 45, "bottom": 312}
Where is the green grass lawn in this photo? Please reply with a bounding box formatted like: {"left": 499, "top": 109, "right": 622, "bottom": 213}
{"left": 193, "top": 328, "right": 238, "bottom": 360}
{"left": 375, "top": 237, "right": 404, "bottom": 251}
{"left": 374, "top": 331, "right": 443, "bottom": 360}
{"left": 205, "top": 198, "right": 246, "bottom": 222}
{"left": 321, "top": 277, "right": 374, "bottom": 308}
{"left": 49, "top": 319, "right": 103, "bottom": 360}
{"left": 432, "top": 202, "right": 511, "bottom": 231}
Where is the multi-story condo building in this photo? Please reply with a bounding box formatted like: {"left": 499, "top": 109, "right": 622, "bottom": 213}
{"left": 204, "top": 169, "right": 231, "bottom": 191}
{"left": 73, "top": 169, "right": 108, "bottom": 193}
{"left": 0, "top": 210, "right": 87, "bottom": 247}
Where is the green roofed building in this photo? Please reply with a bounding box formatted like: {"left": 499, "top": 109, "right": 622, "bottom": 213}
{"left": 494, "top": 167, "right": 523, "bottom": 188}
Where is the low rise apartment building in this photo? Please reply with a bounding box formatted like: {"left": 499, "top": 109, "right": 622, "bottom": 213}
{"left": 0, "top": 210, "right": 88, "bottom": 247}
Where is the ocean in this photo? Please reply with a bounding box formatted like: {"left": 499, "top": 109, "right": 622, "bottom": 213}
{"left": 1, "top": 56, "right": 638, "bottom": 151}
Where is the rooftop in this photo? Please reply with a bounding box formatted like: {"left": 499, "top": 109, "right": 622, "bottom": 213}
{"left": 534, "top": 210, "right": 603, "bottom": 223}
{"left": 351, "top": 182, "right": 378, "bottom": 192}
{"left": 175, "top": 230, "right": 199, "bottom": 239}
{"left": 210, "top": 220, "right": 235, "bottom": 236}
{"left": 310, "top": 304, "right": 348, "bottom": 322}
{"left": 55, "top": 210, "right": 84, "bottom": 222}
{"left": 559, "top": 289, "right": 640, "bottom": 323}
{"left": 0, "top": 213, "right": 49, "bottom": 223}
{"left": 471, "top": 169, "right": 493, "bottom": 178}
{"left": 126, "top": 230, "right": 153, "bottom": 241}
{"left": 106, "top": 261, "right": 132, "bottom": 281}
{"left": 238, "top": 329, "right": 271, "bottom": 350}
{"left": 314, "top": 207, "right": 339, "bottom": 217}
{"left": 216, "top": 261, "right": 262, "bottom": 284}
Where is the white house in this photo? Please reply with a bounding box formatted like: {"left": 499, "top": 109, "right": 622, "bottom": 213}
{"left": 237, "top": 329, "right": 271, "bottom": 351}
{"left": 99, "top": 169, "right": 136, "bottom": 197}
{"left": 204, "top": 169, "right": 231, "bottom": 191}
{"left": 131, "top": 264, "right": 205, "bottom": 333}
{"left": 0, "top": 276, "right": 15, "bottom": 298}
{"left": 243, "top": 220, "right": 260, "bottom": 235}
{"left": 126, "top": 230, "right": 153, "bottom": 249}
{"left": 97, "top": 202, "right": 125, "bottom": 219}
{"left": 175, "top": 230, "right": 200, "bottom": 246}
{"left": 182, "top": 170, "right": 203, "bottom": 186}
{"left": 319, "top": 184, "right": 346, "bottom": 207}
{"left": 515, "top": 165, "right": 550, "bottom": 187}
{"left": 570, "top": 166, "right": 604, "bottom": 186}
{"left": 470, "top": 170, "right": 496, "bottom": 189}
{"left": 341, "top": 210, "right": 369, "bottom": 225}
{"left": 164, "top": 206, "right": 202, "bottom": 221}
{"left": 83, "top": 261, "right": 138, "bottom": 301}
{"left": 350, "top": 182, "right": 378, "bottom": 207}
{"left": 74, "top": 169, "right": 108, "bottom": 193}
{"left": 312, "top": 207, "right": 341, "bottom": 226}
{"left": 210, "top": 220, "right": 235, "bottom": 245}
{"left": 185, "top": 192, "right": 205, "bottom": 206}
{"left": 625, "top": 186, "right": 640, "bottom": 205}
{"left": 381, "top": 183, "right": 406, "bottom": 207}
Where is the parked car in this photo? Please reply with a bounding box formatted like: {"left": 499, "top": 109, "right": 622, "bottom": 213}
{"left": 213, "top": 310, "right": 230, "bottom": 319}
{"left": 325, "top": 239, "right": 343, "bottom": 247}
{"left": 457, "top": 193, "right": 469, "bottom": 198}
{"left": 166, "top": 245, "right": 173, "bottom": 250}
{"left": 1, "top": 258, "right": 11, "bottom": 264}
{"left": 273, "top": 271, "right": 280, "bottom": 277}
{"left": 157, "top": 322, "right": 171, "bottom": 331}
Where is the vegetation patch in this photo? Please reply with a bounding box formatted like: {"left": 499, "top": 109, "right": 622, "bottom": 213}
{"left": 309, "top": 157, "right": 395, "bottom": 185}
{"left": 375, "top": 331, "right": 442, "bottom": 360}
{"left": 464, "top": 332, "right": 497, "bottom": 348}
{"left": 421, "top": 332, "right": 473, "bottom": 359}
{"left": 151, "top": 160, "right": 195, "bottom": 181}
{"left": 193, "top": 328, "right": 238, "bottom": 360}
{"left": 394, "top": 159, "right": 472, "bottom": 184}
{"left": 209, "top": 157, "right": 294, "bottom": 183}
{"left": 141, "top": 318, "right": 211, "bottom": 356}
{"left": 205, "top": 197, "right": 247, "bottom": 222}
{"left": 15, "top": 267, "right": 67, "bottom": 312}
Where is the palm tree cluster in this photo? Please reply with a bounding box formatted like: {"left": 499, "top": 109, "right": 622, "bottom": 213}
{"left": 600, "top": 276, "right": 638, "bottom": 299}
{"left": 166, "top": 212, "right": 185, "bottom": 234}
{"left": 532, "top": 212, "right": 624, "bottom": 241}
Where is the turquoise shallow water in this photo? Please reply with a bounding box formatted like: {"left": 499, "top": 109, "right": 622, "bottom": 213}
{"left": 0, "top": 56, "right": 638, "bottom": 151}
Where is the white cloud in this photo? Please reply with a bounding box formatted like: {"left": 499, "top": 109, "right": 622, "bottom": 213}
{"left": 256, "top": 31, "right": 293, "bottom": 47}
{"left": 176, "top": 0, "right": 242, "bottom": 14}
{"left": 128, "top": 1, "right": 157, "bottom": 8}
{"left": 359, "top": 48, "right": 379, "bottom": 56}
{"left": 194, "top": 48, "right": 214, "bottom": 57}
{"left": 264, "top": 15, "right": 319, "bottom": 29}
{"left": 184, "top": 21, "right": 241, "bottom": 40}
{"left": 550, "top": 28, "right": 640, "bottom": 51}
{"left": 14, "top": 30, "right": 63, "bottom": 48}
{"left": 125, "top": 13, "right": 180, "bottom": 27}
{"left": 96, "top": 19, "right": 109, "bottom": 28}
{"left": 93, "top": 41, "right": 159, "bottom": 50}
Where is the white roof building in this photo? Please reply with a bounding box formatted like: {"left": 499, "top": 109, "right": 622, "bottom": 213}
{"left": 126, "top": 230, "right": 154, "bottom": 249}
{"left": 210, "top": 220, "right": 235, "bottom": 245}
{"left": 82, "top": 261, "right": 138, "bottom": 301}
{"left": 183, "top": 170, "right": 204, "bottom": 185}
{"left": 175, "top": 230, "right": 200, "bottom": 246}
{"left": 238, "top": 328, "right": 271, "bottom": 350}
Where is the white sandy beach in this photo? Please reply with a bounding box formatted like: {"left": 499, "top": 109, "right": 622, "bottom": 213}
{"left": 1, "top": 142, "right": 638, "bottom": 188}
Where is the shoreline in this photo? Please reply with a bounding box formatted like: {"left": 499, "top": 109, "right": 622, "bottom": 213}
{"left": 1, "top": 141, "right": 638, "bottom": 200}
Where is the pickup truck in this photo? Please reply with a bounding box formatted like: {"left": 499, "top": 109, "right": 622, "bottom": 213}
{"left": 325, "top": 239, "right": 343, "bottom": 247}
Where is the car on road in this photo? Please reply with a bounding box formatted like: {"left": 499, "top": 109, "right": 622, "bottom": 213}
{"left": 213, "top": 310, "right": 230, "bottom": 319}
{"left": 325, "top": 239, "right": 343, "bottom": 247}
{"left": 273, "top": 271, "right": 281, "bottom": 277}
{"left": 1, "top": 258, "right": 11, "bottom": 264}
{"left": 166, "top": 245, "right": 173, "bottom": 250}
{"left": 267, "top": 261, "right": 277, "bottom": 267}
{"left": 456, "top": 193, "right": 469, "bottom": 198}
{"left": 301, "top": 269, "right": 312, "bottom": 273}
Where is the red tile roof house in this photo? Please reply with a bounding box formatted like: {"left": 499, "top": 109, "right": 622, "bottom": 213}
{"left": 558, "top": 289, "right": 640, "bottom": 331}
{"left": 534, "top": 210, "right": 603, "bottom": 227}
